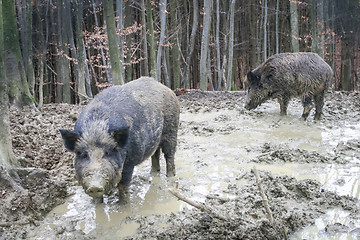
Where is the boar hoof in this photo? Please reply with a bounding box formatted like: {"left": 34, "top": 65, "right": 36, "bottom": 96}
{"left": 118, "top": 184, "right": 129, "bottom": 194}
{"left": 166, "top": 170, "right": 176, "bottom": 177}
{"left": 151, "top": 166, "right": 161, "bottom": 173}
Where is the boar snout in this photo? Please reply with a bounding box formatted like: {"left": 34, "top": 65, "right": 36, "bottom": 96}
{"left": 244, "top": 104, "right": 252, "bottom": 110}
{"left": 83, "top": 174, "right": 108, "bottom": 198}
{"left": 86, "top": 185, "right": 105, "bottom": 198}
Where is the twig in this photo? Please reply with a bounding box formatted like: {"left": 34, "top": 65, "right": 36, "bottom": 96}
{"left": 0, "top": 221, "right": 29, "bottom": 227}
{"left": 251, "top": 167, "right": 288, "bottom": 240}
{"left": 206, "top": 194, "right": 230, "bottom": 203}
{"left": 251, "top": 167, "right": 274, "bottom": 224}
{"left": 169, "top": 188, "right": 227, "bottom": 221}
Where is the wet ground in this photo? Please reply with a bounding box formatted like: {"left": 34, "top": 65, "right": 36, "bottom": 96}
{"left": 1, "top": 90, "right": 360, "bottom": 239}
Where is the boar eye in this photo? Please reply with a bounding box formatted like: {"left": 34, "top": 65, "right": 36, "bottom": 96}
{"left": 76, "top": 151, "right": 88, "bottom": 160}
{"left": 104, "top": 148, "right": 116, "bottom": 157}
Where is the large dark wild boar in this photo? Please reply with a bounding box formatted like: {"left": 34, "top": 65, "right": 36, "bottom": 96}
{"left": 59, "top": 77, "right": 180, "bottom": 199}
{"left": 245, "top": 52, "right": 333, "bottom": 120}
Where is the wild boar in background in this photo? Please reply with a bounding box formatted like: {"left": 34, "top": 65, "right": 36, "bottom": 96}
{"left": 245, "top": 52, "right": 333, "bottom": 120}
{"left": 60, "top": 77, "right": 180, "bottom": 199}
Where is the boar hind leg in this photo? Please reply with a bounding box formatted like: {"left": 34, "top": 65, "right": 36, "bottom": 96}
{"left": 161, "top": 138, "right": 176, "bottom": 177}
{"left": 151, "top": 148, "right": 161, "bottom": 173}
{"left": 313, "top": 91, "right": 325, "bottom": 120}
{"left": 301, "top": 95, "right": 314, "bottom": 120}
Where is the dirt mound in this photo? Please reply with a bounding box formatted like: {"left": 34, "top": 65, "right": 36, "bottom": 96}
{"left": 1, "top": 104, "right": 81, "bottom": 238}
{"left": 124, "top": 171, "right": 359, "bottom": 240}
{"left": 253, "top": 143, "right": 346, "bottom": 164}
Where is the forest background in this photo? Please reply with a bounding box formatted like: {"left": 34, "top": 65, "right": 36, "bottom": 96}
{"left": 1, "top": 0, "right": 360, "bottom": 108}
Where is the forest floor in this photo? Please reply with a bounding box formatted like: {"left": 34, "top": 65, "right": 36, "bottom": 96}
{"left": 1, "top": 90, "right": 360, "bottom": 239}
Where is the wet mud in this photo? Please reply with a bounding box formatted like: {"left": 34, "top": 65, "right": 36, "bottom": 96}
{"left": 1, "top": 91, "right": 360, "bottom": 239}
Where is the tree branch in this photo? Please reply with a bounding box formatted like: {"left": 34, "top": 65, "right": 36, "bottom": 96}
{"left": 169, "top": 188, "right": 227, "bottom": 221}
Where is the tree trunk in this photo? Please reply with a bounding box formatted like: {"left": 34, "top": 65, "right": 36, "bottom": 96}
{"left": 92, "top": 0, "right": 111, "bottom": 83}
{"left": 124, "top": 1, "right": 133, "bottom": 83}
{"left": 275, "top": 0, "right": 279, "bottom": 54}
{"left": 34, "top": 0, "right": 49, "bottom": 109}
{"left": 83, "top": 43, "right": 93, "bottom": 99}
{"left": 4, "top": 0, "right": 33, "bottom": 107}
{"left": 208, "top": 50, "right": 214, "bottom": 90}
{"left": 312, "top": 0, "right": 325, "bottom": 58}
{"left": 215, "top": 0, "right": 222, "bottom": 90}
{"left": 140, "top": 0, "right": 149, "bottom": 76}
{"left": 163, "top": 50, "right": 170, "bottom": 87}
{"left": 227, "top": 0, "right": 236, "bottom": 91}
{"left": 74, "top": 0, "right": 88, "bottom": 103}
{"left": 263, "top": 0, "right": 268, "bottom": 61}
{"left": 200, "top": 0, "right": 213, "bottom": 90}
{"left": 310, "top": 0, "right": 317, "bottom": 53}
{"left": 258, "top": 1, "right": 264, "bottom": 63}
{"left": 248, "top": 0, "right": 257, "bottom": 69}
{"left": 156, "top": 0, "right": 167, "bottom": 82}
{"left": 0, "top": 0, "right": 17, "bottom": 168}
{"left": 104, "top": 0, "right": 124, "bottom": 85}
{"left": 290, "top": 0, "right": 299, "bottom": 52}
{"left": 55, "top": 0, "right": 71, "bottom": 103}
{"left": 115, "top": 0, "right": 125, "bottom": 81}
{"left": 146, "top": 0, "right": 157, "bottom": 79}
{"left": 169, "top": 0, "right": 180, "bottom": 89}
{"left": 341, "top": 38, "right": 352, "bottom": 91}
{"left": 64, "top": 0, "right": 80, "bottom": 103}
{"left": 181, "top": 0, "right": 198, "bottom": 89}
{"left": 17, "top": 0, "right": 35, "bottom": 97}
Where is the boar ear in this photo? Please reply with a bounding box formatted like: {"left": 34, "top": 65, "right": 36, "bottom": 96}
{"left": 112, "top": 127, "right": 129, "bottom": 147}
{"left": 59, "top": 129, "right": 79, "bottom": 152}
{"left": 247, "top": 71, "right": 260, "bottom": 84}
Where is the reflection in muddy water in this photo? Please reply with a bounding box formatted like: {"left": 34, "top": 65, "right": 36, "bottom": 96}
{"left": 35, "top": 107, "right": 360, "bottom": 239}
{"left": 290, "top": 208, "right": 360, "bottom": 240}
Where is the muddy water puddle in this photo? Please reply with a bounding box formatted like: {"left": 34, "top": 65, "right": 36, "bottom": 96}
{"left": 34, "top": 107, "right": 360, "bottom": 239}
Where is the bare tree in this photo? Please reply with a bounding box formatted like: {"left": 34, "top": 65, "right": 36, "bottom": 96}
{"left": 17, "top": 0, "right": 35, "bottom": 96}
{"left": 200, "top": 0, "right": 213, "bottom": 90}
{"left": 4, "top": 0, "right": 33, "bottom": 106}
{"left": 74, "top": 0, "right": 89, "bottom": 103}
{"left": 181, "top": 0, "right": 198, "bottom": 88}
{"left": 104, "top": 0, "right": 124, "bottom": 85}
{"left": 263, "top": 0, "right": 268, "bottom": 61}
{"left": 91, "top": 0, "right": 111, "bottom": 82}
{"left": 169, "top": 0, "right": 181, "bottom": 89}
{"left": 0, "top": 0, "right": 17, "bottom": 168}
{"left": 146, "top": 0, "right": 157, "bottom": 78}
{"left": 115, "top": 0, "right": 125, "bottom": 81}
{"left": 290, "top": 0, "right": 299, "bottom": 52}
{"left": 55, "top": 0, "right": 71, "bottom": 103}
{"left": 140, "top": 0, "right": 149, "bottom": 76}
{"left": 215, "top": 0, "right": 222, "bottom": 90}
{"left": 156, "top": 0, "right": 167, "bottom": 82}
{"left": 227, "top": 0, "right": 236, "bottom": 90}
{"left": 275, "top": 0, "right": 279, "bottom": 54}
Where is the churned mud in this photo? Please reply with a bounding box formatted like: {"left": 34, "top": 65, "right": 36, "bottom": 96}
{"left": 1, "top": 91, "right": 360, "bottom": 239}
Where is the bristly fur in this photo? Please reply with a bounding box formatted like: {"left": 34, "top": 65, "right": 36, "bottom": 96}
{"left": 245, "top": 52, "right": 333, "bottom": 120}
{"left": 75, "top": 119, "right": 117, "bottom": 152}
{"left": 60, "top": 77, "right": 180, "bottom": 198}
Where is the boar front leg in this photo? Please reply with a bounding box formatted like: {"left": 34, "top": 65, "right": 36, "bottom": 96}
{"left": 278, "top": 95, "right": 290, "bottom": 116}
{"left": 301, "top": 95, "right": 314, "bottom": 120}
